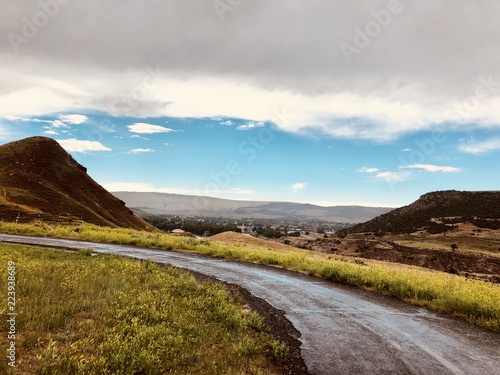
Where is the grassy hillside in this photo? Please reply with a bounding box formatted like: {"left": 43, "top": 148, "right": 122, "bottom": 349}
{"left": 0, "top": 243, "right": 287, "bottom": 374}
{"left": 338, "top": 190, "right": 500, "bottom": 235}
{"left": 0, "top": 136, "right": 152, "bottom": 230}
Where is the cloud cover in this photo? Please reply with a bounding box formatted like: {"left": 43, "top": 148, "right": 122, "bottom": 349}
{"left": 1, "top": 0, "right": 500, "bottom": 140}
{"left": 57, "top": 138, "right": 111, "bottom": 152}
{"left": 459, "top": 138, "right": 500, "bottom": 154}
{"left": 127, "top": 123, "right": 175, "bottom": 134}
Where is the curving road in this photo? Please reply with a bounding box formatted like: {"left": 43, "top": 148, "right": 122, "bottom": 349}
{"left": 2, "top": 234, "right": 500, "bottom": 375}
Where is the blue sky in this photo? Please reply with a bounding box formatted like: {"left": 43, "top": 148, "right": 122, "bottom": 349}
{"left": 1, "top": 113, "right": 497, "bottom": 207}
{"left": 1, "top": 1, "right": 499, "bottom": 207}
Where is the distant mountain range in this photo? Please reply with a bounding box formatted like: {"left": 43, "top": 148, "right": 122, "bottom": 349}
{"left": 112, "top": 192, "right": 393, "bottom": 223}
{"left": 0, "top": 137, "right": 152, "bottom": 230}
{"left": 338, "top": 190, "right": 500, "bottom": 235}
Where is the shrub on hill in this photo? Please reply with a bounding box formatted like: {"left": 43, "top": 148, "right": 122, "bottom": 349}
{"left": 146, "top": 216, "right": 241, "bottom": 236}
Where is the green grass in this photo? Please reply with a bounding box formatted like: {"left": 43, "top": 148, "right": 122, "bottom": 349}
{"left": 0, "top": 243, "right": 287, "bottom": 374}
{"left": 2, "top": 221, "right": 500, "bottom": 333}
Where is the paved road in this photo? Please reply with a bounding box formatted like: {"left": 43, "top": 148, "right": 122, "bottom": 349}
{"left": 2, "top": 234, "right": 500, "bottom": 375}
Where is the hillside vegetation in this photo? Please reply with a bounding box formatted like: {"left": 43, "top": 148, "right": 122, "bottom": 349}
{"left": 0, "top": 243, "right": 287, "bottom": 374}
{"left": 338, "top": 190, "right": 500, "bottom": 235}
{"left": 0, "top": 137, "right": 151, "bottom": 230}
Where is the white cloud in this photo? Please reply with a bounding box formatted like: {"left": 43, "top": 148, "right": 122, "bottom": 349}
{"left": 4, "top": 115, "right": 88, "bottom": 130}
{"left": 401, "top": 148, "right": 412, "bottom": 152}
{"left": 359, "top": 167, "right": 379, "bottom": 174}
{"left": 59, "top": 114, "right": 88, "bottom": 124}
{"left": 359, "top": 166, "right": 411, "bottom": 182}
{"left": 44, "top": 130, "right": 58, "bottom": 135}
{"left": 363, "top": 163, "right": 460, "bottom": 183}
{"left": 7, "top": 116, "right": 52, "bottom": 124}
{"left": 219, "top": 120, "right": 234, "bottom": 126}
{"left": 57, "top": 138, "right": 111, "bottom": 152}
{"left": 127, "top": 123, "right": 175, "bottom": 134}
{"left": 237, "top": 121, "right": 265, "bottom": 131}
{"left": 128, "top": 148, "right": 154, "bottom": 154}
{"left": 459, "top": 138, "right": 500, "bottom": 154}
{"left": 51, "top": 120, "right": 69, "bottom": 128}
{"left": 1, "top": 68, "right": 499, "bottom": 141}
{"left": 401, "top": 164, "right": 461, "bottom": 173}
{"left": 375, "top": 171, "right": 409, "bottom": 183}
{"left": 292, "top": 182, "right": 307, "bottom": 192}
{"left": 130, "top": 134, "right": 150, "bottom": 140}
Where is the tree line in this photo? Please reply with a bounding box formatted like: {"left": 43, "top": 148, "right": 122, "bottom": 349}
{"left": 145, "top": 216, "right": 241, "bottom": 236}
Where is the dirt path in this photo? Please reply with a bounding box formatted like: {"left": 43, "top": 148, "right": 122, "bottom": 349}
{"left": 1, "top": 234, "right": 500, "bottom": 375}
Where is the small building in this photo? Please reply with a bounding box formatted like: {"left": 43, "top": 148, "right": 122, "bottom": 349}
{"left": 237, "top": 225, "right": 253, "bottom": 234}
{"left": 303, "top": 227, "right": 318, "bottom": 233}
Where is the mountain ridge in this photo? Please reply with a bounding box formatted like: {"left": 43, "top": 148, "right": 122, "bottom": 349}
{"left": 113, "top": 191, "right": 393, "bottom": 223}
{"left": 337, "top": 190, "right": 500, "bottom": 235}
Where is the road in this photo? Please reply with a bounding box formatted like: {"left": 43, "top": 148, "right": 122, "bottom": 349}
{"left": 1, "top": 234, "right": 500, "bottom": 375}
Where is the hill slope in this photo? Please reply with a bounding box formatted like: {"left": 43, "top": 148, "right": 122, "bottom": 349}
{"left": 339, "top": 190, "right": 500, "bottom": 235}
{"left": 113, "top": 191, "right": 392, "bottom": 223}
{"left": 0, "top": 136, "right": 151, "bottom": 230}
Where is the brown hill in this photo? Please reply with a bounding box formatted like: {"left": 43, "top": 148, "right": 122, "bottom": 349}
{"left": 210, "top": 231, "right": 297, "bottom": 251}
{"left": 338, "top": 190, "right": 500, "bottom": 236}
{"left": 0, "top": 136, "right": 152, "bottom": 230}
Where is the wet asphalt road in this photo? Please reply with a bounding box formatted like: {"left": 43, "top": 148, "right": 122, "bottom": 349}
{"left": 2, "top": 234, "right": 500, "bottom": 375}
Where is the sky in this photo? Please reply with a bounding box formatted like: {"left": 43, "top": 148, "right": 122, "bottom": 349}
{"left": 1, "top": 0, "right": 499, "bottom": 207}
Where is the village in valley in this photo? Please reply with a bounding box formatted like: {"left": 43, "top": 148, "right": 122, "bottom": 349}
{"left": 145, "top": 215, "right": 352, "bottom": 238}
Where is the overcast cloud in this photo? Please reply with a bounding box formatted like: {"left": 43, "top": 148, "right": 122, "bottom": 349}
{"left": 1, "top": 0, "right": 500, "bottom": 140}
